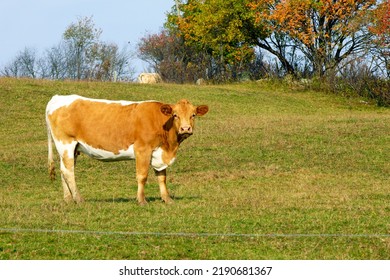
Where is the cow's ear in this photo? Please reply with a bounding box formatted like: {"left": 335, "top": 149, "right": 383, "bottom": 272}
{"left": 196, "top": 105, "right": 209, "bottom": 116}
{"left": 161, "top": 104, "right": 173, "bottom": 116}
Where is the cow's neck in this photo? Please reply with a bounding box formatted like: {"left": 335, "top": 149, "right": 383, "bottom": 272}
{"left": 157, "top": 127, "right": 179, "bottom": 164}
{"left": 160, "top": 120, "right": 178, "bottom": 150}
{"left": 167, "top": 127, "right": 181, "bottom": 149}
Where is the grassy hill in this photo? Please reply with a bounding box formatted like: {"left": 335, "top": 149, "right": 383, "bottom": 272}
{"left": 0, "top": 78, "right": 389, "bottom": 259}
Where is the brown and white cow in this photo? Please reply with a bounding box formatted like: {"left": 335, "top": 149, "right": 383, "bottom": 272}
{"left": 46, "top": 95, "right": 209, "bottom": 205}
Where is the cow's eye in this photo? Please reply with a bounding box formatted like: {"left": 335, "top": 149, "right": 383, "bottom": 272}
{"left": 192, "top": 113, "right": 196, "bottom": 118}
{"left": 173, "top": 113, "right": 178, "bottom": 119}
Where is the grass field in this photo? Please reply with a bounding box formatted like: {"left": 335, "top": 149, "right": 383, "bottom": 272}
{"left": 0, "top": 78, "right": 389, "bottom": 260}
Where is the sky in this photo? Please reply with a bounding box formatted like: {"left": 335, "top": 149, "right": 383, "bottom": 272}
{"left": 0, "top": 0, "right": 174, "bottom": 75}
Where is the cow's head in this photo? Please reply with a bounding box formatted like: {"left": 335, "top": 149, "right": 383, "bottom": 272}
{"left": 161, "top": 99, "right": 209, "bottom": 139}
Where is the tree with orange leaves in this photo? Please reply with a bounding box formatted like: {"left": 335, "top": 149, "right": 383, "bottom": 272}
{"left": 249, "top": 0, "right": 376, "bottom": 76}
{"left": 369, "top": 0, "right": 390, "bottom": 76}
{"left": 371, "top": 0, "right": 390, "bottom": 44}
{"left": 170, "top": 0, "right": 378, "bottom": 77}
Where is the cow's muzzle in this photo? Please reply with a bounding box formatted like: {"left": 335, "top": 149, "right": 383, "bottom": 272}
{"left": 179, "top": 126, "right": 193, "bottom": 135}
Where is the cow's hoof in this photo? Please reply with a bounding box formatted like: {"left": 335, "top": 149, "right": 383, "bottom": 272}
{"left": 138, "top": 200, "right": 148, "bottom": 206}
{"left": 74, "top": 196, "right": 84, "bottom": 204}
{"left": 64, "top": 195, "right": 73, "bottom": 203}
{"left": 163, "top": 197, "right": 174, "bottom": 205}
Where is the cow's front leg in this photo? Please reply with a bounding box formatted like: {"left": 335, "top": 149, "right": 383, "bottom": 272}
{"left": 135, "top": 148, "right": 152, "bottom": 205}
{"left": 155, "top": 169, "right": 173, "bottom": 204}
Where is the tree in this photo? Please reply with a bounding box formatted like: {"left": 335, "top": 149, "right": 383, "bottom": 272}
{"left": 1, "top": 16, "right": 134, "bottom": 81}
{"left": 45, "top": 43, "right": 68, "bottom": 79}
{"left": 370, "top": 0, "right": 390, "bottom": 77}
{"left": 63, "top": 16, "right": 102, "bottom": 80}
{"left": 250, "top": 0, "right": 376, "bottom": 77}
{"left": 1, "top": 58, "right": 20, "bottom": 77}
{"left": 170, "top": 0, "right": 303, "bottom": 76}
{"left": 171, "top": 0, "right": 258, "bottom": 79}
{"left": 1, "top": 47, "right": 38, "bottom": 78}
{"left": 138, "top": 29, "right": 215, "bottom": 82}
{"left": 171, "top": 0, "right": 377, "bottom": 77}
{"left": 371, "top": 0, "right": 390, "bottom": 43}
{"left": 109, "top": 44, "right": 135, "bottom": 81}
{"left": 86, "top": 42, "right": 134, "bottom": 81}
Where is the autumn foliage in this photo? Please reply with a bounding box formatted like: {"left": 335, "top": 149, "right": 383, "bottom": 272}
{"left": 159, "top": 0, "right": 382, "bottom": 78}
{"left": 136, "top": 0, "right": 389, "bottom": 104}
{"left": 249, "top": 0, "right": 377, "bottom": 76}
{"left": 370, "top": 0, "right": 390, "bottom": 46}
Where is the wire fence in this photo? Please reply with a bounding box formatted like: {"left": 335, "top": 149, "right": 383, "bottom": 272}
{"left": 1, "top": 227, "right": 389, "bottom": 238}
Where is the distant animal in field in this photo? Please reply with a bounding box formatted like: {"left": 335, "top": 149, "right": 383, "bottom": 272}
{"left": 46, "top": 95, "right": 209, "bottom": 205}
{"left": 138, "top": 73, "right": 162, "bottom": 84}
{"left": 196, "top": 78, "right": 206, "bottom": 85}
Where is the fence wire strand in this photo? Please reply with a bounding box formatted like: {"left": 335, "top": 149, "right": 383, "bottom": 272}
{"left": 1, "top": 228, "right": 389, "bottom": 238}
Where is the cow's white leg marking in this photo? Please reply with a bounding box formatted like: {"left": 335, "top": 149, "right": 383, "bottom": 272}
{"left": 56, "top": 141, "right": 83, "bottom": 203}
{"left": 155, "top": 169, "right": 173, "bottom": 204}
{"left": 60, "top": 170, "right": 72, "bottom": 202}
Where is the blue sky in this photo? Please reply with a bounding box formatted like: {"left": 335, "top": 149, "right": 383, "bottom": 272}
{"left": 0, "top": 0, "right": 174, "bottom": 74}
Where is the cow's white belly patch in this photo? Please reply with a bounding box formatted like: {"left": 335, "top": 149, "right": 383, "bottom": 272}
{"left": 77, "top": 142, "right": 136, "bottom": 162}
{"left": 76, "top": 143, "right": 175, "bottom": 171}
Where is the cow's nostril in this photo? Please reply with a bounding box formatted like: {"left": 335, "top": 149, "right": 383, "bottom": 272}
{"left": 180, "top": 126, "right": 192, "bottom": 133}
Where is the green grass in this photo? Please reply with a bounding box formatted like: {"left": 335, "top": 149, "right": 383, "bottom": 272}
{"left": 0, "top": 78, "right": 389, "bottom": 259}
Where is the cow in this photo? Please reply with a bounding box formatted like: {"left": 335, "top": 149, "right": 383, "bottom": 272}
{"left": 45, "top": 95, "right": 209, "bottom": 205}
{"left": 138, "top": 73, "right": 162, "bottom": 84}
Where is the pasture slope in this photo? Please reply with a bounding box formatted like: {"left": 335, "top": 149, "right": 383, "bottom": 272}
{"left": 0, "top": 78, "right": 389, "bottom": 260}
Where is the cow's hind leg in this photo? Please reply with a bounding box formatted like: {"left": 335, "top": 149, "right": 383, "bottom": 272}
{"left": 59, "top": 143, "right": 83, "bottom": 203}
{"left": 61, "top": 176, "right": 73, "bottom": 203}
{"left": 47, "top": 126, "right": 56, "bottom": 181}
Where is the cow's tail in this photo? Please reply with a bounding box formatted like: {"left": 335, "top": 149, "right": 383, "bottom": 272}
{"left": 46, "top": 115, "right": 56, "bottom": 181}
